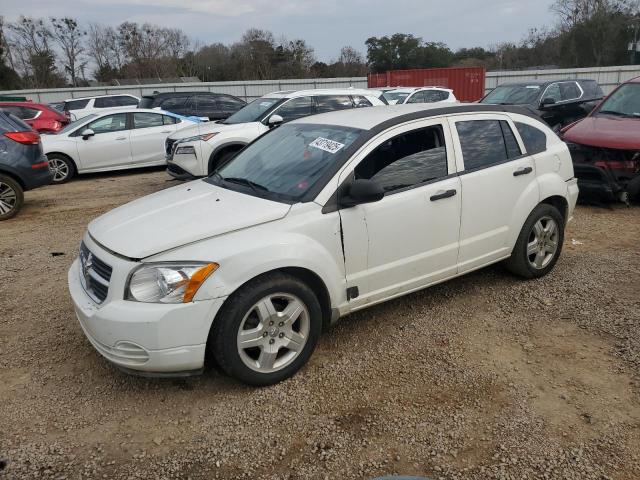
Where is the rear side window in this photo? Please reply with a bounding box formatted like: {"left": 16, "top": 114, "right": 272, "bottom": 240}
{"left": 133, "top": 112, "right": 164, "bottom": 129}
{"left": 193, "top": 94, "right": 218, "bottom": 109}
{"left": 64, "top": 99, "right": 90, "bottom": 111}
{"left": 353, "top": 95, "right": 373, "bottom": 108}
{"left": 515, "top": 122, "right": 547, "bottom": 155}
{"left": 355, "top": 125, "right": 448, "bottom": 193}
{"left": 424, "top": 90, "right": 449, "bottom": 102}
{"left": 94, "top": 97, "right": 114, "bottom": 108}
{"left": 21, "top": 107, "right": 41, "bottom": 119}
{"left": 406, "top": 92, "right": 425, "bottom": 104}
{"left": 218, "top": 95, "right": 245, "bottom": 109}
{"left": 456, "top": 119, "right": 521, "bottom": 171}
{"left": 559, "top": 82, "right": 581, "bottom": 101}
{"left": 314, "top": 95, "right": 353, "bottom": 114}
{"left": 86, "top": 113, "right": 128, "bottom": 134}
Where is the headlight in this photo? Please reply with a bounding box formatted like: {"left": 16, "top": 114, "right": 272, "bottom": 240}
{"left": 177, "top": 133, "right": 218, "bottom": 144}
{"left": 126, "top": 262, "right": 218, "bottom": 304}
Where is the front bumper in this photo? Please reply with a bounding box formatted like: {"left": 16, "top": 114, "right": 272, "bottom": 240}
{"left": 67, "top": 238, "right": 227, "bottom": 375}
{"left": 167, "top": 140, "right": 206, "bottom": 177}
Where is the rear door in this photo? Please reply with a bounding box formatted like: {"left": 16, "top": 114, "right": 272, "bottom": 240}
{"left": 129, "top": 112, "right": 176, "bottom": 165}
{"left": 75, "top": 113, "right": 132, "bottom": 169}
{"left": 449, "top": 114, "right": 539, "bottom": 273}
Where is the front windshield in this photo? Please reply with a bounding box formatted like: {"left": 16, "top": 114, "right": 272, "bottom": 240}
{"left": 57, "top": 114, "right": 96, "bottom": 135}
{"left": 210, "top": 123, "right": 362, "bottom": 201}
{"left": 482, "top": 85, "right": 542, "bottom": 105}
{"left": 222, "top": 97, "right": 283, "bottom": 124}
{"left": 383, "top": 92, "right": 410, "bottom": 104}
{"left": 596, "top": 84, "right": 640, "bottom": 118}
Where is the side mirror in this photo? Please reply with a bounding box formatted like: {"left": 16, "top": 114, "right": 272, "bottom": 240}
{"left": 81, "top": 128, "right": 95, "bottom": 140}
{"left": 339, "top": 179, "right": 385, "bottom": 208}
{"left": 267, "top": 114, "right": 283, "bottom": 128}
{"left": 540, "top": 97, "right": 556, "bottom": 108}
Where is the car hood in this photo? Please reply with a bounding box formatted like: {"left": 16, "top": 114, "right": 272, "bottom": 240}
{"left": 169, "top": 121, "right": 260, "bottom": 140}
{"left": 563, "top": 115, "right": 640, "bottom": 150}
{"left": 88, "top": 180, "right": 291, "bottom": 258}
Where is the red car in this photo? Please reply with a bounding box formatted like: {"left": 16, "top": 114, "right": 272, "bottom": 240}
{"left": 0, "top": 102, "right": 70, "bottom": 134}
{"left": 560, "top": 76, "right": 640, "bottom": 203}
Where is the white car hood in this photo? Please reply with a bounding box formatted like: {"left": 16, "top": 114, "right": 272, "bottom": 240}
{"left": 88, "top": 180, "right": 291, "bottom": 258}
{"left": 170, "top": 121, "right": 260, "bottom": 140}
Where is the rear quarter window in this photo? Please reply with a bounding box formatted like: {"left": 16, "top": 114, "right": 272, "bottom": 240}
{"left": 515, "top": 122, "right": 547, "bottom": 155}
{"left": 64, "top": 99, "right": 90, "bottom": 111}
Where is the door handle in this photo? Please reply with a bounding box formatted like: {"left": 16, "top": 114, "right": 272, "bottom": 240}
{"left": 161, "top": 130, "right": 172, "bottom": 133}
{"left": 115, "top": 137, "right": 127, "bottom": 141}
{"left": 430, "top": 189, "right": 457, "bottom": 201}
{"left": 513, "top": 166, "right": 533, "bottom": 176}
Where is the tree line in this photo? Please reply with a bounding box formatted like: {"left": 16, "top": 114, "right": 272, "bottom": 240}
{"left": 0, "top": 0, "right": 638, "bottom": 90}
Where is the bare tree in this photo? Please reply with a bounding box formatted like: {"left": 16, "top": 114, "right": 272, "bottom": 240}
{"left": 50, "top": 17, "right": 86, "bottom": 86}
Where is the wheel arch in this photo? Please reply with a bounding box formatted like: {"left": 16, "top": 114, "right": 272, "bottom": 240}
{"left": 540, "top": 195, "right": 568, "bottom": 222}
{"left": 207, "top": 142, "right": 246, "bottom": 174}
{"left": 0, "top": 167, "right": 25, "bottom": 189}
{"left": 46, "top": 151, "right": 78, "bottom": 171}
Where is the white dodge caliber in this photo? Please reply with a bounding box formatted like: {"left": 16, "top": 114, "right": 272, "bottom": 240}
{"left": 69, "top": 104, "right": 579, "bottom": 386}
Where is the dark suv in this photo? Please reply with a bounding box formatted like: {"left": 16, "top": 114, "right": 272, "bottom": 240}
{"left": 139, "top": 92, "right": 246, "bottom": 121}
{"left": 0, "top": 111, "right": 52, "bottom": 220}
{"left": 481, "top": 79, "right": 604, "bottom": 131}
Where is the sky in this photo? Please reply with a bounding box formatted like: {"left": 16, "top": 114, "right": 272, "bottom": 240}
{"left": 2, "top": 0, "right": 559, "bottom": 61}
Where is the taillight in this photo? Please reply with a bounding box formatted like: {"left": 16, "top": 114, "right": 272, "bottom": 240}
{"left": 4, "top": 131, "right": 41, "bottom": 145}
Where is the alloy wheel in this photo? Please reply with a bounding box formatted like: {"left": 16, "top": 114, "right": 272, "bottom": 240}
{"left": 49, "top": 158, "right": 70, "bottom": 182}
{"left": 0, "top": 181, "right": 17, "bottom": 216}
{"left": 527, "top": 215, "right": 559, "bottom": 270}
{"left": 236, "top": 293, "right": 310, "bottom": 373}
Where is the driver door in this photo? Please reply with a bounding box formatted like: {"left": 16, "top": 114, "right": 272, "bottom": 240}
{"left": 75, "top": 113, "right": 132, "bottom": 170}
{"left": 337, "top": 119, "right": 462, "bottom": 309}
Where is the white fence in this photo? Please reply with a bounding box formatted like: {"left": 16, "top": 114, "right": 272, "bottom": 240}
{"left": 2, "top": 65, "right": 639, "bottom": 102}
{"left": 0, "top": 77, "right": 368, "bottom": 103}
{"left": 486, "top": 65, "right": 640, "bottom": 95}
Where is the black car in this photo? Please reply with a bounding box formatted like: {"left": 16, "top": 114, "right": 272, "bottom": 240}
{"left": 139, "top": 92, "right": 246, "bottom": 121}
{"left": 480, "top": 79, "right": 604, "bottom": 131}
{"left": 0, "top": 110, "right": 52, "bottom": 220}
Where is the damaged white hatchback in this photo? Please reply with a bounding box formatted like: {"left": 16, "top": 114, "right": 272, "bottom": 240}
{"left": 69, "top": 104, "right": 579, "bottom": 386}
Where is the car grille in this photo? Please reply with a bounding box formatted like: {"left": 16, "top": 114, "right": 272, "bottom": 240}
{"left": 79, "top": 242, "right": 112, "bottom": 304}
{"left": 165, "top": 138, "right": 177, "bottom": 157}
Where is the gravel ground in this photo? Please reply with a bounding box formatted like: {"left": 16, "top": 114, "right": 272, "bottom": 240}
{"left": 1, "top": 168, "right": 639, "bottom": 480}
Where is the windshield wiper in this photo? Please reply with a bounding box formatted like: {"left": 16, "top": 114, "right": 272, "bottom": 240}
{"left": 598, "top": 110, "right": 640, "bottom": 118}
{"left": 221, "top": 176, "right": 270, "bottom": 194}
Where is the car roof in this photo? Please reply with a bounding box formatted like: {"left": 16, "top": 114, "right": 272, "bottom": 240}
{"left": 64, "top": 94, "right": 139, "bottom": 102}
{"left": 293, "top": 103, "right": 539, "bottom": 131}
{"left": 141, "top": 91, "right": 225, "bottom": 98}
{"left": 263, "top": 88, "right": 379, "bottom": 99}
{"left": 627, "top": 76, "right": 640, "bottom": 84}
{"left": 497, "top": 79, "right": 597, "bottom": 88}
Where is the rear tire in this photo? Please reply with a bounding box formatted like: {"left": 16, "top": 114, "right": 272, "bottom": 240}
{"left": 0, "top": 174, "right": 24, "bottom": 221}
{"left": 208, "top": 272, "right": 322, "bottom": 386}
{"left": 504, "top": 203, "right": 565, "bottom": 279}
{"left": 627, "top": 175, "right": 640, "bottom": 203}
{"left": 47, "top": 153, "right": 75, "bottom": 184}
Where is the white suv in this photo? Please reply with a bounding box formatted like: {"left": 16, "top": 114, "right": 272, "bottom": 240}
{"left": 68, "top": 104, "right": 579, "bottom": 386}
{"left": 63, "top": 94, "right": 140, "bottom": 120}
{"left": 383, "top": 87, "right": 457, "bottom": 105}
{"left": 165, "top": 88, "right": 385, "bottom": 179}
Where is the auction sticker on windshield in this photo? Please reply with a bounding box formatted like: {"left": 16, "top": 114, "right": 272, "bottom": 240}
{"left": 309, "top": 137, "right": 345, "bottom": 154}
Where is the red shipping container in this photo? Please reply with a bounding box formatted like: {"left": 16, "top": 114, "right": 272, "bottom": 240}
{"left": 368, "top": 66, "right": 485, "bottom": 102}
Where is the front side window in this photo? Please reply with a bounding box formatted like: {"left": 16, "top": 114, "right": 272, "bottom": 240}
{"left": 160, "top": 96, "right": 189, "bottom": 110}
{"left": 383, "top": 91, "right": 410, "bottom": 104}
{"left": 218, "top": 95, "right": 245, "bottom": 109}
{"left": 559, "top": 82, "right": 581, "bottom": 101}
{"left": 133, "top": 112, "right": 163, "bottom": 129}
{"left": 456, "top": 120, "right": 521, "bottom": 171}
{"left": 516, "top": 122, "right": 547, "bottom": 154}
{"left": 193, "top": 94, "right": 218, "bottom": 110}
{"left": 314, "top": 95, "right": 353, "bottom": 114}
{"left": 64, "top": 99, "right": 90, "bottom": 111}
{"left": 163, "top": 115, "right": 179, "bottom": 125}
{"left": 424, "top": 90, "right": 449, "bottom": 102}
{"left": 94, "top": 97, "right": 117, "bottom": 108}
{"left": 115, "top": 95, "right": 139, "bottom": 106}
{"left": 355, "top": 125, "right": 448, "bottom": 193}
{"left": 273, "top": 97, "right": 314, "bottom": 122}
{"left": 213, "top": 123, "right": 362, "bottom": 201}
{"left": 542, "top": 83, "right": 561, "bottom": 103}
{"left": 86, "top": 113, "right": 127, "bottom": 134}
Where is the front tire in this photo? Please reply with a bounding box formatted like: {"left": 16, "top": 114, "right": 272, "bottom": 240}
{"left": 0, "top": 174, "right": 24, "bottom": 221}
{"left": 504, "top": 203, "right": 565, "bottom": 279}
{"left": 47, "top": 154, "right": 75, "bottom": 184}
{"left": 209, "top": 272, "right": 322, "bottom": 386}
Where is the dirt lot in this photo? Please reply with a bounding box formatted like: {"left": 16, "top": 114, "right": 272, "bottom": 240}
{"left": 1, "top": 168, "right": 639, "bottom": 480}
